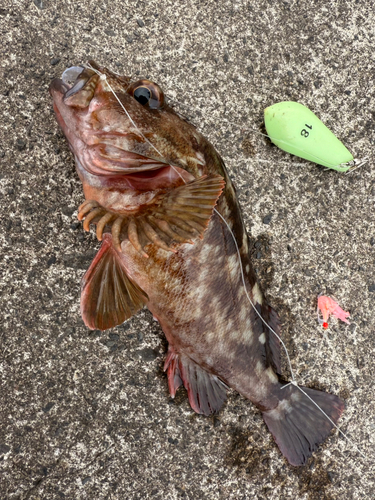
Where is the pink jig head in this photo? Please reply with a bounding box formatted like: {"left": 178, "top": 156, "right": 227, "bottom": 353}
{"left": 317, "top": 295, "right": 350, "bottom": 329}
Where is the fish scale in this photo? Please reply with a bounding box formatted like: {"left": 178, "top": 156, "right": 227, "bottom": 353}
{"left": 50, "top": 61, "right": 344, "bottom": 466}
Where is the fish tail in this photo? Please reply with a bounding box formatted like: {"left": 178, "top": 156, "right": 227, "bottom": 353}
{"left": 262, "top": 383, "right": 345, "bottom": 466}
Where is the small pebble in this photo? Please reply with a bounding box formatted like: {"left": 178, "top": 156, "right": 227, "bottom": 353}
{"left": 47, "top": 255, "right": 56, "bottom": 267}
{"left": 43, "top": 402, "right": 55, "bottom": 413}
{"left": 136, "top": 347, "right": 158, "bottom": 362}
{"left": 0, "top": 444, "right": 10, "bottom": 454}
{"left": 33, "top": 0, "right": 43, "bottom": 9}
{"left": 16, "top": 138, "right": 26, "bottom": 151}
{"left": 263, "top": 214, "right": 272, "bottom": 224}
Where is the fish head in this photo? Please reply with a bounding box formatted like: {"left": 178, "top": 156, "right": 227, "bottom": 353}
{"left": 49, "top": 61, "right": 217, "bottom": 191}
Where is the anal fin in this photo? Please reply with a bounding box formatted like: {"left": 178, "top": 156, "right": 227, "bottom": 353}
{"left": 164, "top": 347, "right": 228, "bottom": 415}
{"left": 81, "top": 233, "right": 148, "bottom": 330}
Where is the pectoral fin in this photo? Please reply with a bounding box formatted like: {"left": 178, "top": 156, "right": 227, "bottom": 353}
{"left": 78, "top": 174, "right": 225, "bottom": 257}
{"left": 81, "top": 233, "right": 148, "bottom": 330}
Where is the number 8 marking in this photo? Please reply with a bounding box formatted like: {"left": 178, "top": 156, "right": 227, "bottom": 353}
{"left": 301, "top": 123, "right": 312, "bottom": 138}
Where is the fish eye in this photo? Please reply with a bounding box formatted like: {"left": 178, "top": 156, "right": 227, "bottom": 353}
{"left": 133, "top": 86, "right": 151, "bottom": 105}
{"left": 128, "top": 79, "right": 164, "bottom": 109}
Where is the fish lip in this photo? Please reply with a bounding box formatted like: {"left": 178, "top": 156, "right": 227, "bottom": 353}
{"left": 49, "top": 66, "right": 95, "bottom": 99}
{"left": 50, "top": 61, "right": 131, "bottom": 100}
{"left": 50, "top": 61, "right": 181, "bottom": 184}
{"left": 49, "top": 78, "right": 68, "bottom": 96}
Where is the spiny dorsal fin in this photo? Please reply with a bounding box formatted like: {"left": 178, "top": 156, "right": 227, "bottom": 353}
{"left": 78, "top": 174, "right": 225, "bottom": 257}
{"left": 81, "top": 233, "right": 148, "bottom": 330}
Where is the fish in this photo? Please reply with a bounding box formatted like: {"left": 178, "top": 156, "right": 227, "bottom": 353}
{"left": 49, "top": 61, "right": 344, "bottom": 466}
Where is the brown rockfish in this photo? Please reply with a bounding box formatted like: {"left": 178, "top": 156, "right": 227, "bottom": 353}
{"left": 50, "top": 61, "right": 344, "bottom": 466}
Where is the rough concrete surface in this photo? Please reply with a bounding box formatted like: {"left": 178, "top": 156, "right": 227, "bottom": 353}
{"left": 1, "top": 0, "right": 374, "bottom": 498}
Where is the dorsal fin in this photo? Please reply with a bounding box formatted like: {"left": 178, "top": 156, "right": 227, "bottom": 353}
{"left": 81, "top": 233, "right": 148, "bottom": 330}
{"left": 266, "top": 305, "right": 282, "bottom": 374}
{"left": 250, "top": 297, "right": 282, "bottom": 375}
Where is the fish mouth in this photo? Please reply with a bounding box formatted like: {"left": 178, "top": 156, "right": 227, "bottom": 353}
{"left": 49, "top": 64, "right": 101, "bottom": 109}
{"left": 62, "top": 65, "right": 90, "bottom": 97}
{"left": 50, "top": 61, "right": 130, "bottom": 100}
{"left": 50, "top": 62, "right": 195, "bottom": 188}
{"left": 50, "top": 66, "right": 90, "bottom": 95}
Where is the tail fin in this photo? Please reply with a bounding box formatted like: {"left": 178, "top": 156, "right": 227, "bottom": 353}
{"left": 262, "top": 384, "right": 345, "bottom": 466}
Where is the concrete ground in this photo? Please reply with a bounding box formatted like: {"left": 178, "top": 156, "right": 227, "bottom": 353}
{"left": 1, "top": 0, "right": 374, "bottom": 498}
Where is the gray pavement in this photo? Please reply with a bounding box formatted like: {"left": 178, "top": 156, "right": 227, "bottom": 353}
{"left": 1, "top": 0, "right": 374, "bottom": 498}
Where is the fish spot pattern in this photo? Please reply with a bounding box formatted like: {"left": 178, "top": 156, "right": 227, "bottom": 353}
{"left": 252, "top": 283, "right": 263, "bottom": 305}
{"left": 259, "top": 332, "right": 266, "bottom": 344}
{"left": 265, "top": 367, "right": 278, "bottom": 384}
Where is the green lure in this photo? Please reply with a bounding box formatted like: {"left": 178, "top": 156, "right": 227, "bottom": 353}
{"left": 264, "top": 101, "right": 353, "bottom": 172}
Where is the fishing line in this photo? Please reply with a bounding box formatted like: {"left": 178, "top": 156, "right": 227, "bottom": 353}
{"left": 250, "top": 131, "right": 368, "bottom": 173}
{"left": 167, "top": 96, "right": 369, "bottom": 173}
{"left": 281, "top": 380, "right": 366, "bottom": 459}
{"left": 213, "top": 209, "right": 296, "bottom": 381}
{"left": 85, "top": 63, "right": 296, "bottom": 380}
{"left": 214, "top": 209, "right": 366, "bottom": 460}
{"left": 87, "top": 63, "right": 189, "bottom": 188}
{"left": 83, "top": 64, "right": 365, "bottom": 460}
